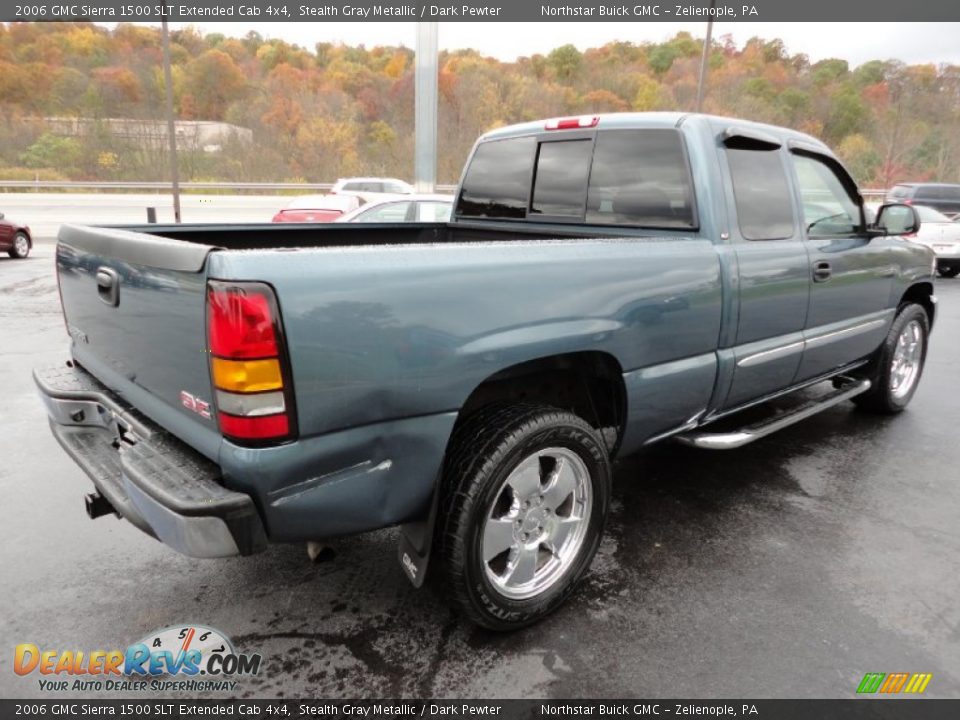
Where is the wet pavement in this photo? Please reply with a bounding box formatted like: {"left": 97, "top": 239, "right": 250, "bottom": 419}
{"left": 2, "top": 243, "right": 958, "bottom": 699}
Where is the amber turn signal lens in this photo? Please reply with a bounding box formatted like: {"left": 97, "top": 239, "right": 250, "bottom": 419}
{"left": 211, "top": 357, "right": 283, "bottom": 393}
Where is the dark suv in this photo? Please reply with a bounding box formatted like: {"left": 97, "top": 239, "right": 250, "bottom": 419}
{"left": 886, "top": 183, "right": 960, "bottom": 218}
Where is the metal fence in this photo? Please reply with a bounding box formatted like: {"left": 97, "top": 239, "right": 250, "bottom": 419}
{"left": 0, "top": 180, "right": 459, "bottom": 193}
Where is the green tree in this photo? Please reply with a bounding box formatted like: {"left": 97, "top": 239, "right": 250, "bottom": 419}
{"left": 21, "top": 133, "right": 82, "bottom": 169}
{"left": 548, "top": 44, "right": 582, "bottom": 80}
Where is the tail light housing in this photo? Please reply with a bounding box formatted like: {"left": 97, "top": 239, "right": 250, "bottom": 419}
{"left": 207, "top": 281, "right": 297, "bottom": 445}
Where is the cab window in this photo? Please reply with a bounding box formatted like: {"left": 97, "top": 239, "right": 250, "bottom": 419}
{"left": 725, "top": 145, "right": 795, "bottom": 240}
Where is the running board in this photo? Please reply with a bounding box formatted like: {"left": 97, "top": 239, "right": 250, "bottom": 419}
{"left": 675, "top": 377, "right": 871, "bottom": 450}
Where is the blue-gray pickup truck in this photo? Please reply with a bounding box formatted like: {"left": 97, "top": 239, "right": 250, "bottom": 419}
{"left": 37, "top": 113, "right": 936, "bottom": 629}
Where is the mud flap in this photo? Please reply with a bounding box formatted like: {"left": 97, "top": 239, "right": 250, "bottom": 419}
{"left": 396, "top": 473, "right": 441, "bottom": 588}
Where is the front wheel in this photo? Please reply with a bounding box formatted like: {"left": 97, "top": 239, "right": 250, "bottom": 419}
{"left": 8, "top": 232, "right": 30, "bottom": 259}
{"left": 437, "top": 404, "right": 611, "bottom": 630}
{"left": 853, "top": 303, "right": 929, "bottom": 414}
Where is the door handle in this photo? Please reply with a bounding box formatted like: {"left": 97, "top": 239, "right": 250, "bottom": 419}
{"left": 96, "top": 267, "right": 120, "bottom": 306}
{"left": 812, "top": 261, "right": 832, "bottom": 283}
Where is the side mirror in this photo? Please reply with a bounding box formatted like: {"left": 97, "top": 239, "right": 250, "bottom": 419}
{"left": 871, "top": 203, "right": 920, "bottom": 237}
{"left": 0, "top": 212, "right": 5, "bottom": 220}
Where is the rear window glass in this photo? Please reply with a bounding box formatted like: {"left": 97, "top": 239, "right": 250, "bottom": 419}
{"left": 531, "top": 140, "right": 592, "bottom": 217}
{"left": 726, "top": 147, "right": 795, "bottom": 240}
{"left": 889, "top": 185, "right": 911, "bottom": 199}
{"left": 457, "top": 137, "right": 536, "bottom": 219}
{"left": 586, "top": 129, "right": 695, "bottom": 228}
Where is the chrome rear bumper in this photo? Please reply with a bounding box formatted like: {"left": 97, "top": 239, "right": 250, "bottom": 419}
{"left": 35, "top": 362, "right": 267, "bottom": 558}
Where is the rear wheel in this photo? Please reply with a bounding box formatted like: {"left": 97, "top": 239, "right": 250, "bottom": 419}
{"left": 437, "top": 403, "right": 610, "bottom": 630}
{"left": 937, "top": 264, "right": 960, "bottom": 278}
{"left": 8, "top": 232, "right": 30, "bottom": 259}
{"left": 853, "top": 303, "right": 929, "bottom": 414}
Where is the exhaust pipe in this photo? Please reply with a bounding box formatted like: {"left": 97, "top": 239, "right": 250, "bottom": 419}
{"left": 85, "top": 492, "right": 116, "bottom": 520}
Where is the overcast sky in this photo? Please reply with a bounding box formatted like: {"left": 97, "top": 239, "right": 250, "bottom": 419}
{"left": 115, "top": 22, "right": 960, "bottom": 67}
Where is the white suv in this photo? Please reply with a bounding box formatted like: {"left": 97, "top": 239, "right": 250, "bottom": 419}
{"left": 331, "top": 177, "right": 414, "bottom": 199}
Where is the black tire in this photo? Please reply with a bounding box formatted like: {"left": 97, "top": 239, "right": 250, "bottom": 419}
{"left": 8, "top": 232, "right": 30, "bottom": 259}
{"left": 437, "top": 403, "right": 611, "bottom": 631}
{"left": 937, "top": 265, "right": 960, "bottom": 278}
{"left": 852, "top": 303, "right": 929, "bottom": 414}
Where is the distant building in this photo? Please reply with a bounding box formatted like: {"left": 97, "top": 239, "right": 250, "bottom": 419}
{"left": 43, "top": 117, "right": 253, "bottom": 152}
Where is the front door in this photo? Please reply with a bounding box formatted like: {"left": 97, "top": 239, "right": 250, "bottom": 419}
{"left": 789, "top": 150, "right": 895, "bottom": 381}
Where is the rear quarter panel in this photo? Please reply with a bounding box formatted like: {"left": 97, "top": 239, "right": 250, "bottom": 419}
{"left": 208, "top": 237, "right": 724, "bottom": 445}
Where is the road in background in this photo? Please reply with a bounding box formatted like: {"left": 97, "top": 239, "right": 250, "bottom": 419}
{"left": 0, "top": 193, "right": 293, "bottom": 240}
{"left": 2, "top": 247, "right": 959, "bottom": 698}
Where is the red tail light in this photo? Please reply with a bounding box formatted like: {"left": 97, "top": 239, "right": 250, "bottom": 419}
{"left": 208, "top": 285, "right": 278, "bottom": 359}
{"left": 207, "top": 281, "right": 296, "bottom": 444}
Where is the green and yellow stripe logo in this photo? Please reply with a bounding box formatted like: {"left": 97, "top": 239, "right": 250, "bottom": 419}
{"left": 857, "top": 672, "right": 932, "bottom": 694}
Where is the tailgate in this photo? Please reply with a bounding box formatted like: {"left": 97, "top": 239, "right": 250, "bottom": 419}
{"left": 56, "top": 224, "right": 223, "bottom": 459}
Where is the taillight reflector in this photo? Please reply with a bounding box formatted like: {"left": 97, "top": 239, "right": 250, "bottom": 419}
{"left": 218, "top": 412, "right": 290, "bottom": 440}
{"left": 545, "top": 115, "right": 600, "bottom": 130}
{"left": 208, "top": 283, "right": 278, "bottom": 359}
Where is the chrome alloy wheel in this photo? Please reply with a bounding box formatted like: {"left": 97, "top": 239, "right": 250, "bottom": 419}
{"left": 14, "top": 235, "right": 29, "bottom": 257}
{"left": 481, "top": 447, "right": 593, "bottom": 600}
{"left": 890, "top": 319, "right": 923, "bottom": 400}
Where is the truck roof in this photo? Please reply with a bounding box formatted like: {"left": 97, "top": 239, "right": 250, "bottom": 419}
{"left": 480, "top": 112, "right": 833, "bottom": 158}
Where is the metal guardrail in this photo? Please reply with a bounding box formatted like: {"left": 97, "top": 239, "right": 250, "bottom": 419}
{"left": 0, "top": 180, "right": 459, "bottom": 193}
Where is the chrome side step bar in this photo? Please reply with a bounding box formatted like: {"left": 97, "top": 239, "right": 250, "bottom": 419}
{"left": 675, "top": 377, "right": 871, "bottom": 450}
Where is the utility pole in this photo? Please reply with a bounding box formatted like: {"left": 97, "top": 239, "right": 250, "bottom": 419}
{"left": 414, "top": 22, "right": 439, "bottom": 193}
{"left": 160, "top": 20, "right": 182, "bottom": 223}
{"left": 695, "top": 1, "right": 717, "bottom": 113}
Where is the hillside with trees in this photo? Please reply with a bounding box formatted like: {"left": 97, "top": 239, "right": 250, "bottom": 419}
{"left": 1, "top": 22, "right": 958, "bottom": 187}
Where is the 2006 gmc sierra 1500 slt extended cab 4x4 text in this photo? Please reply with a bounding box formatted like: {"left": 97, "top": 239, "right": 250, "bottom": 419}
{"left": 36, "top": 113, "right": 936, "bottom": 629}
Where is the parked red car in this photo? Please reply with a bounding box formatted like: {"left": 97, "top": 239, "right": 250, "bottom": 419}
{"left": 0, "top": 211, "right": 32, "bottom": 259}
{"left": 271, "top": 195, "right": 362, "bottom": 223}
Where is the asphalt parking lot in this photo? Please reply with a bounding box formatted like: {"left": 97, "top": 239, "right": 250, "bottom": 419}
{"left": 2, "top": 242, "right": 959, "bottom": 699}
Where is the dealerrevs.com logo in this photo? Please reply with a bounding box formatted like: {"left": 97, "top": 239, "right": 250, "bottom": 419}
{"left": 14, "top": 625, "right": 262, "bottom": 693}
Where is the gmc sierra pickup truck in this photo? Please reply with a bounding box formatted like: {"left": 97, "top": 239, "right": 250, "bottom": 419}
{"left": 37, "top": 113, "right": 936, "bottom": 630}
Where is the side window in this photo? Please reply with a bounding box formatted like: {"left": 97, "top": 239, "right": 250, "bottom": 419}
{"left": 916, "top": 187, "right": 937, "bottom": 201}
{"left": 530, "top": 140, "right": 592, "bottom": 217}
{"left": 944, "top": 186, "right": 960, "bottom": 201}
{"left": 791, "top": 153, "right": 860, "bottom": 237}
{"left": 586, "top": 129, "right": 695, "bottom": 228}
{"left": 725, "top": 145, "right": 795, "bottom": 240}
{"left": 457, "top": 137, "right": 536, "bottom": 219}
{"left": 357, "top": 202, "right": 412, "bottom": 223}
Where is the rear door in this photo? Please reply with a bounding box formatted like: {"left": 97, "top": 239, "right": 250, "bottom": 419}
{"left": 788, "top": 149, "right": 894, "bottom": 381}
{"left": 0, "top": 218, "right": 12, "bottom": 247}
{"left": 719, "top": 132, "right": 810, "bottom": 409}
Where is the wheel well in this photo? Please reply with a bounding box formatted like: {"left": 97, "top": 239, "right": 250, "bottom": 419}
{"left": 455, "top": 351, "right": 627, "bottom": 454}
{"left": 900, "top": 282, "right": 935, "bottom": 329}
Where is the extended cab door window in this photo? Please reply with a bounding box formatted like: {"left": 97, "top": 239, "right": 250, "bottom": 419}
{"left": 725, "top": 142, "right": 795, "bottom": 240}
{"left": 586, "top": 129, "right": 696, "bottom": 229}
